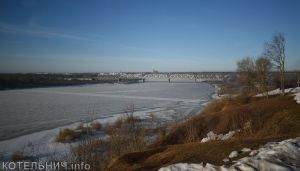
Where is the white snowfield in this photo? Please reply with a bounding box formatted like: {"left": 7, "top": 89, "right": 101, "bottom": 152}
{"left": 159, "top": 137, "right": 300, "bottom": 171}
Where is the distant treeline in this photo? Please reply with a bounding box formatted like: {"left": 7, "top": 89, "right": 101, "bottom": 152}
{"left": 0, "top": 72, "right": 298, "bottom": 90}
{"left": 271, "top": 71, "right": 300, "bottom": 88}
{"left": 240, "top": 71, "right": 299, "bottom": 89}
{"left": 0, "top": 73, "right": 140, "bottom": 90}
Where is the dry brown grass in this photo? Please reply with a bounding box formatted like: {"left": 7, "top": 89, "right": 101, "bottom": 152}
{"left": 105, "top": 137, "right": 290, "bottom": 171}
{"left": 104, "top": 94, "right": 300, "bottom": 170}
{"left": 155, "top": 94, "right": 300, "bottom": 146}
{"left": 55, "top": 128, "right": 80, "bottom": 143}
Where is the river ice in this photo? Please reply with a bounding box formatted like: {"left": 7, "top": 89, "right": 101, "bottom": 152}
{"left": 0, "top": 82, "right": 214, "bottom": 159}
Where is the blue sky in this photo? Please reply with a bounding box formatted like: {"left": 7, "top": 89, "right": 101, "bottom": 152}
{"left": 0, "top": 0, "right": 299, "bottom": 72}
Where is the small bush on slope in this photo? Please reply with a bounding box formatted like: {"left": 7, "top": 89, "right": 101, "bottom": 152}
{"left": 66, "top": 114, "right": 148, "bottom": 171}
{"left": 91, "top": 121, "right": 102, "bottom": 131}
{"left": 56, "top": 128, "right": 80, "bottom": 143}
{"left": 11, "top": 151, "right": 25, "bottom": 161}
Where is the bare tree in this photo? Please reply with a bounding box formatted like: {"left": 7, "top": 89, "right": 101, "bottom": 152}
{"left": 255, "top": 57, "right": 272, "bottom": 98}
{"left": 264, "top": 32, "right": 286, "bottom": 95}
{"left": 237, "top": 57, "right": 256, "bottom": 93}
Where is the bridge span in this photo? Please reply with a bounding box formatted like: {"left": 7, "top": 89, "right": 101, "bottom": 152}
{"left": 112, "top": 72, "right": 236, "bottom": 83}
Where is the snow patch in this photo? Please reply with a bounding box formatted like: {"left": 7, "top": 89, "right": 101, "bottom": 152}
{"left": 229, "top": 151, "right": 239, "bottom": 158}
{"left": 294, "top": 92, "right": 300, "bottom": 104}
{"left": 255, "top": 88, "right": 293, "bottom": 97}
{"left": 291, "top": 87, "right": 300, "bottom": 104}
{"left": 249, "top": 150, "right": 258, "bottom": 156}
{"left": 201, "top": 130, "right": 237, "bottom": 143}
{"left": 254, "top": 87, "right": 300, "bottom": 104}
{"left": 159, "top": 137, "right": 300, "bottom": 171}
{"left": 159, "top": 163, "right": 221, "bottom": 171}
{"left": 291, "top": 87, "right": 300, "bottom": 93}
{"left": 241, "top": 147, "right": 251, "bottom": 152}
{"left": 255, "top": 87, "right": 300, "bottom": 97}
{"left": 223, "top": 158, "right": 229, "bottom": 163}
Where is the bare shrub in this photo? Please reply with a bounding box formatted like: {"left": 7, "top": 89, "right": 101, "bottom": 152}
{"left": 103, "top": 118, "right": 123, "bottom": 135}
{"left": 255, "top": 57, "right": 272, "bottom": 98}
{"left": 185, "top": 120, "right": 198, "bottom": 143}
{"left": 230, "top": 110, "right": 248, "bottom": 130}
{"left": 11, "top": 151, "right": 25, "bottom": 161}
{"left": 264, "top": 32, "right": 286, "bottom": 95}
{"left": 70, "top": 139, "right": 108, "bottom": 171}
{"left": 108, "top": 117, "right": 147, "bottom": 158}
{"left": 90, "top": 121, "right": 102, "bottom": 131}
{"left": 104, "top": 105, "right": 147, "bottom": 158}
{"left": 76, "top": 122, "right": 84, "bottom": 130}
{"left": 60, "top": 104, "right": 154, "bottom": 170}
{"left": 79, "top": 123, "right": 99, "bottom": 135}
{"left": 56, "top": 128, "right": 80, "bottom": 143}
{"left": 243, "top": 120, "right": 253, "bottom": 135}
{"left": 237, "top": 57, "right": 256, "bottom": 93}
{"left": 155, "top": 127, "right": 167, "bottom": 142}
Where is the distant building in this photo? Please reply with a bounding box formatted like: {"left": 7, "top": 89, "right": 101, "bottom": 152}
{"left": 153, "top": 69, "right": 159, "bottom": 74}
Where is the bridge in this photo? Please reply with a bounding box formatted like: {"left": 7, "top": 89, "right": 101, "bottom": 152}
{"left": 99, "top": 72, "right": 236, "bottom": 83}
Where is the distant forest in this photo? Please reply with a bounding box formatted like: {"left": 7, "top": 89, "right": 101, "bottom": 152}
{"left": 0, "top": 73, "right": 119, "bottom": 90}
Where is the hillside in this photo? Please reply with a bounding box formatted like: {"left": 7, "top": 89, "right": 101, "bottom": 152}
{"left": 105, "top": 93, "right": 300, "bottom": 171}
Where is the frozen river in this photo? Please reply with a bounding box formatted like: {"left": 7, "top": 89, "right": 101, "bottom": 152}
{"left": 0, "top": 82, "right": 214, "bottom": 141}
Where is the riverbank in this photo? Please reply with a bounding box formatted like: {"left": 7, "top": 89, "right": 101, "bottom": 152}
{"left": 105, "top": 89, "right": 300, "bottom": 171}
